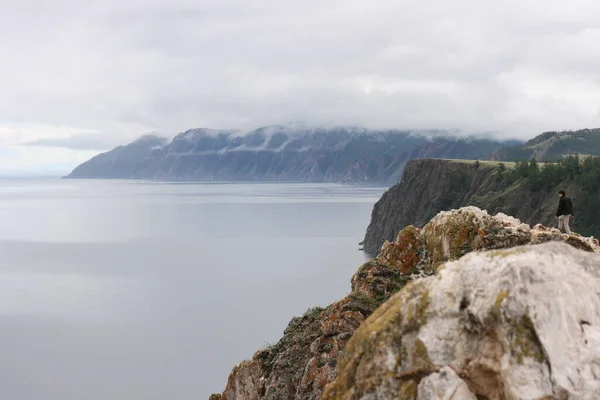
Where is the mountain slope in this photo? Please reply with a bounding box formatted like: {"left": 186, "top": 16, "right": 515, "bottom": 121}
{"left": 66, "top": 135, "right": 168, "bottom": 179}
{"left": 491, "top": 128, "right": 600, "bottom": 161}
{"left": 65, "top": 125, "right": 512, "bottom": 184}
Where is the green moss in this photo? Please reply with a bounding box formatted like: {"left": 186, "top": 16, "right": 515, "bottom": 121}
{"left": 402, "top": 284, "right": 431, "bottom": 331}
{"left": 347, "top": 292, "right": 377, "bottom": 309}
{"left": 413, "top": 339, "right": 431, "bottom": 368}
{"left": 416, "top": 289, "right": 430, "bottom": 326}
{"left": 424, "top": 211, "right": 484, "bottom": 268}
{"left": 495, "top": 290, "right": 510, "bottom": 308}
{"left": 325, "top": 293, "right": 407, "bottom": 398}
{"left": 318, "top": 342, "right": 334, "bottom": 353}
{"left": 305, "top": 306, "right": 325, "bottom": 320}
{"left": 374, "top": 292, "right": 386, "bottom": 302}
{"left": 512, "top": 315, "right": 546, "bottom": 364}
{"left": 449, "top": 214, "right": 478, "bottom": 258}
{"left": 487, "top": 248, "right": 527, "bottom": 258}
{"left": 388, "top": 275, "right": 408, "bottom": 292}
{"left": 397, "top": 380, "right": 417, "bottom": 400}
{"left": 399, "top": 345, "right": 408, "bottom": 366}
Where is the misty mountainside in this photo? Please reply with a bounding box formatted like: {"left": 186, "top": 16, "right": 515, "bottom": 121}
{"left": 363, "top": 156, "right": 600, "bottom": 254}
{"left": 65, "top": 125, "right": 516, "bottom": 184}
{"left": 491, "top": 127, "right": 600, "bottom": 161}
{"left": 66, "top": 134, "right": 169, "bottom": 179}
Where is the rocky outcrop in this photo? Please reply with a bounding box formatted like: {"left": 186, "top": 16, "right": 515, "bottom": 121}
{"left": 215, "top": 269, "right": 406, "bottom": 400}
{"left": 65, "top": 125, "right": 511, "bottom": 184}
{"left": 374, "top": 206, "right": 598, "bottom": 277}
{"left": 323, "top": 241, "right": 600, "bottom": 399}
{"left": 363, "top": 159, "right": 501, "bottom": 254}
{"left": 211, "top": 207, "right": 599, "bottom": 400}
{"left": 363, "top": 158, "right": 599, "bottom": 254}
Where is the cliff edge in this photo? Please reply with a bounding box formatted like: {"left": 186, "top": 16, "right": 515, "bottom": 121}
{"left": 363, "top": 158, "right": 596, "bottom": 254}
{"left": 363, "top": 159, "right": 496, "bottom": 254}
{"left": 211, "top": 207, "right": 599, "bottom": 400}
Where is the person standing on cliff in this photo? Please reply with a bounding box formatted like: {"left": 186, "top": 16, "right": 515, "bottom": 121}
{"left": 556, "top": 190, "right": 573, "bottom": 235}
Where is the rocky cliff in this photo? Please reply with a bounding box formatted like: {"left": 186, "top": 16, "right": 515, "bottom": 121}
{"left": 210, "top": 207, "right": 600, "bottom": 400}
{"left": 324, "top": 241, "right": 600, "bottom": 399}
{"left": 65, "top": 125, "right": 512, "bottom": 184}
{"left": 363, "top": 159, "right": 494, "bottom": 254}
{"left": 363, "top": 158, "right": 598, "bottom": 254}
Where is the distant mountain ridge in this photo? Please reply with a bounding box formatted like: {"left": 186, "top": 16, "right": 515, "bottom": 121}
{"left": 65, "top": 134, "right": 168, "bottom": 179}
{"left": 490, "top": 128, "right": 600, "bottom": 161}
{"left": 65, "top": 124, "right": 518, "bottom": 184}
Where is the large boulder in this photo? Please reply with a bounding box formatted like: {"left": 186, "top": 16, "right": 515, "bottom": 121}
{"left": 323, "top": 242, "right": 600, "bottom": 399}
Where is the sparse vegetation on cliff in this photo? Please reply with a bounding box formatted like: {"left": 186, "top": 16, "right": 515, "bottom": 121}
{"left": 500, "top": 155, "right": 600, "bottom": 236}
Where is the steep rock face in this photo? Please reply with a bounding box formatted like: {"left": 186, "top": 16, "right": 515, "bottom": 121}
{"left": 363, "top": 159, "right": 498, "bottom": 254}
{"left": 66, "top": 126, "right": 511, "bottom": 184}
{"left": 323, "top": 241, "right": 600, "bottom": 400}
{"left": 216, "top": 271, "right": 406, "bottom": 400}
{"left": 363, "top": 158, "right": 599, "bottom": 254}
{"left": 211, "top": 207, "right": 599, "bottom": 400}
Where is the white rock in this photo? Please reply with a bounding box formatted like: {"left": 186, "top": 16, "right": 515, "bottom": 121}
{"left": 422, "top": 242, "right": 600, "bottom": 399}
{"left": 417, "top": 366, "right": 477, "bottom": 400}
{"left": 325, "top": 242, "right": 600, "bottom": 399}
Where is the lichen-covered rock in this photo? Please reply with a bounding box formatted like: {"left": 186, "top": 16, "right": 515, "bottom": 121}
{"left": 217, "top": 255, "right": 417, "bottom": 400}
{"left": 378, "top": 225, "right": 423, "bottom": 274}
{"left": 379, "top": 207, "right": 598, "bottom": 277}
{"left": 219, "top": 297, "right": 383, "bottom": 400}
{"left": 323, "top": 242, "right": 600, "bottom": 399}
{"left": 221, "top": 360, "right": 262, "bottom": 400}
{"left": 421, "top": 207, "right": 532, "bottom": 269}
{"left": 417, "top": 367, "right": 477, "bottom": 400}
{"left": 530, "top": 223, "right": 565, "bottom": 245}
{"left": 350, "top": 258, "right": 409, "bottom": 302}
{"left": 214, "top": 207, "right": 599, "bottom": 400}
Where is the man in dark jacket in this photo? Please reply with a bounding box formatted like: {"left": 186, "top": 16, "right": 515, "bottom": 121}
{"left": 556, "top": 190, "right": 573, "bottom": 234}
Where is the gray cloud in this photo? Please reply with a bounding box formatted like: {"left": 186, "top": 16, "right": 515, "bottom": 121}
{"left": 1, "top": 0, "right": 600, "bottom": 145}
{"left": 23, "top": 133, "right": 124, "bottom": 151}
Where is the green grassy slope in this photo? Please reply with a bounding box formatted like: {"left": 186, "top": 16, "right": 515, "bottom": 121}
{"left": 493, "top": 128, "right": 600, "bottom": 161}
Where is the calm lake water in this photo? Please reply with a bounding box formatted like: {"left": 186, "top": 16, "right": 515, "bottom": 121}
{"left": 0, "top": 179, "right": 386, "bottom": 400}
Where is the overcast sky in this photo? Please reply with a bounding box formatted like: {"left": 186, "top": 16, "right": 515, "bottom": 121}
{"left": 2, "top": 0, "right": 600, "bottom": 173}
